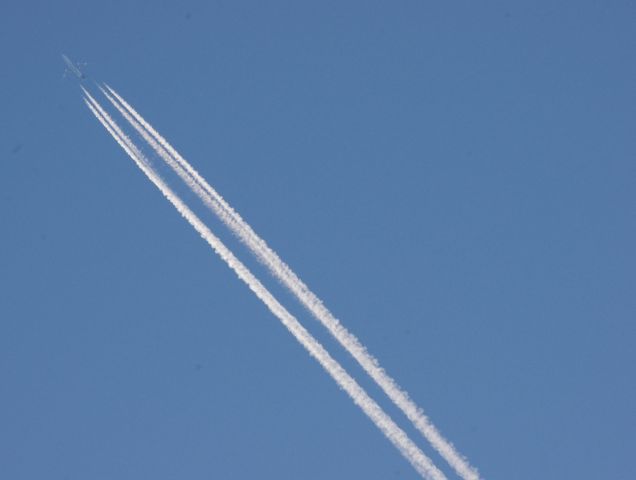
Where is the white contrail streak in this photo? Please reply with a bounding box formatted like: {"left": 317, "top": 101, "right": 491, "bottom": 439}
{"left": 82, "top": 88, "right": 446, "bottom": 480}
{"left": 102, "top": 85, "right": 480, "bottom": 480}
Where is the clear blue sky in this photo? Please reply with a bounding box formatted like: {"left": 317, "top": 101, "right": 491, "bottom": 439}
{"left": 1, "top": 1, "right": 634, "bottom": 478}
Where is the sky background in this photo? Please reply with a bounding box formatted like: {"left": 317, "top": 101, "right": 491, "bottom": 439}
{"left": 1, "top": 1, "right": 635, "bottom": 479}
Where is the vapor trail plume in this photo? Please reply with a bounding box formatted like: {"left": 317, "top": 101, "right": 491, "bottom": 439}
{"left": 82, "top": 88, "right": 446, "bottom": 480}
{"left": 102, "top": 85, "right": 479, "bottom": 480}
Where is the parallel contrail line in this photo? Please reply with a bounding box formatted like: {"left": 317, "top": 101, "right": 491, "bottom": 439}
{"left": 102, "top": 84, "right": 479, "bottom": 480}
{"left": 82, "top": 89, "right": 446, "bottom": 480}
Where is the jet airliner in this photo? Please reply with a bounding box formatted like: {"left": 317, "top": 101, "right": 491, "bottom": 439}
{"left": 62, "top": 54, "right": 86, "bottom": 80}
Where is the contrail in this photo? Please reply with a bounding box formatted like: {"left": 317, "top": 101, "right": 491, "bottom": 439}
{"left": 101, "top": 85, "right": 480, "bottom": 480}
{"left": 82, "top": 88, "right": 446, "bottom": 480}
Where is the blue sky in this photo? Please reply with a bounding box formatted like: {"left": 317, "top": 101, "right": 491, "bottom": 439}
{"left": 1, "top": 1, "right": 635, "bottom": 478}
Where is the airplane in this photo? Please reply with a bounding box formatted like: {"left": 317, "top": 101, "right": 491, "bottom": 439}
{"left": 61, "top": 54, "right": 87, "bottom": 80}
